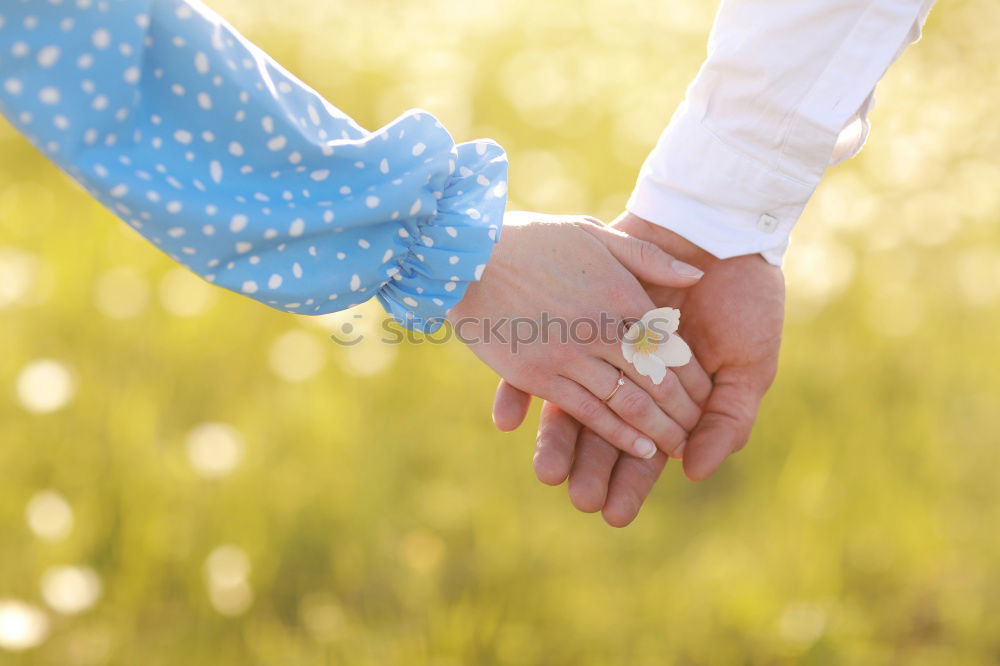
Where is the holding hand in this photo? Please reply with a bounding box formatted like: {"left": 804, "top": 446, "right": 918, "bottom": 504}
{"left": 494, "top": 212, "right": 785, "bottom": 526}
{"left": 449, "top": 212, "right": 712, "bottom": 460}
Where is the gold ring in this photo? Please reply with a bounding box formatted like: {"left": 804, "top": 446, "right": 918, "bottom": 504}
{"left": 602, "top": 369, "right": 626, "bottom": 402}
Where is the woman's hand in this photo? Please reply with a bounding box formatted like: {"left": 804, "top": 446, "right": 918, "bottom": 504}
{"left": 448, "top": 212, "right": 712, "bottom": 459}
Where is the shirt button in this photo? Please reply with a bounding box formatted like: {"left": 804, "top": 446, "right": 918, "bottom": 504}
{"left": 757, "top": 214, "right": 779, "bottom": 233}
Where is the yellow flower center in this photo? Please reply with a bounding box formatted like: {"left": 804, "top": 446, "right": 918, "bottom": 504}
{"left": 633, "top": 328, "right": 664, "bottom": 355}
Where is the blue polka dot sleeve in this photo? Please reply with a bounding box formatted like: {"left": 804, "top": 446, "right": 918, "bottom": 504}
{"left": 0, "top": 0, "right": 508, "bottom": 332}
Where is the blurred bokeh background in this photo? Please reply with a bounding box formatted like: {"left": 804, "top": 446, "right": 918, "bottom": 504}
{"left": 2, "top": 0, "right": 999, "bottom": 663}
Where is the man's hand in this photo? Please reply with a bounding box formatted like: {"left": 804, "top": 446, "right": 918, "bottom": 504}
{"left": 494, "top": 212, "right": 785, "bottom": 526}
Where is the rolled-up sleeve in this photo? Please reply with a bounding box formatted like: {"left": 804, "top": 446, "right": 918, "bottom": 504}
{"left": 0, "top": 0, "right": 507, "bottom": 332}
{"left": 628, "top": 0, "right": 935, "bottom": 266}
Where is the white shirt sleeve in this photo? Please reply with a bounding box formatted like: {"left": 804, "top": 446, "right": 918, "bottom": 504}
{"left": 627, "top": 0, "right": 936, "bottom": 266}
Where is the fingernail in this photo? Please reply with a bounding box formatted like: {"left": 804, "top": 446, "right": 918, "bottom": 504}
{"left": 671, "top": 440, "right": 686, "bottom": 460}
{"left": 672, "top": 259, "right": 704, "bottom": 279}
{"left": 635, "top": 437, "right": 657, "bottom": 459}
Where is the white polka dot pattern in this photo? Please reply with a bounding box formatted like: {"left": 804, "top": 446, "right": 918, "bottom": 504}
{"left": 0, "top": 0, "right": 507, "bottom": 331}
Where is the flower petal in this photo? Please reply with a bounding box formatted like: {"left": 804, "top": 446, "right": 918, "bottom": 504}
{"left": 632, "top": 352, "right": 668, "bottom": 385}
{"left": 623, "top": 321, "right": 643, "bottom": 343}
{"left": 642, "top": 307, "right": 680, "bottom": 336}
{"left": 621, "top": 319, "right": 646, "bottom": 362}
{"left": 655, "top": 333, "right": 692, "bottom": 367}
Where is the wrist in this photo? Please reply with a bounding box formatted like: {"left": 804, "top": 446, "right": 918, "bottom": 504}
{"left": 613, "top": 211, "right": 777, "bottom": 274}
{"left": 447, "top": 216, "right": 515, "bottom": 327}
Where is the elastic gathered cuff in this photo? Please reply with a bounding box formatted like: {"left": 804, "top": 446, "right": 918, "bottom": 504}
{"left": 377, "top": 139, "right": 508, "bottom": 333}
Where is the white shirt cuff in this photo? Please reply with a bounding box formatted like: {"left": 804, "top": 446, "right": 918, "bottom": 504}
{"left": 627, "top": 103, "right": 816, "bottom": 267}
{"left": 628, "top": 0, "right": 935, "bottom": 268}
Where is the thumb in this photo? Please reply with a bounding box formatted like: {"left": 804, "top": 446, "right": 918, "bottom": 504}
{"left": 682, "top": 369, "right": 763, "bottom": 481}
{"left": 581, "top": 223, "right": 704, "bottom": 287}
{"left": 492, "top": 379, "right": 533, "bottom": 431}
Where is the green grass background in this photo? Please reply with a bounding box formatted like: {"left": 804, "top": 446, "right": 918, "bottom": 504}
{"left": 1, "top": 0, "right": 999, "bottom": 663}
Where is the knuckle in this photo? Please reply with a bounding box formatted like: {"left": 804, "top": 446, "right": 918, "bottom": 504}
{"left": 650, "top": 371, "right": 680, "bottom": 402}
{"left": 634, "top": 238, "right": 658, "bottom": 265}
{"left": 616, "top": 388, "right": 650, "bottom": 421}
{"left": 534, "top": 423, "right": 558, "bottom": 448}
{"left": 533, "top": 449, "right": 568, "bottom": 486}
{"left": 732, "top": 434, "right": 752, "bottom": 453}
{"left": 575, "top": 393, "right": 604, "bottom": 420}
{"left": 634, "top": 460, "right": 662, "bottom": 485}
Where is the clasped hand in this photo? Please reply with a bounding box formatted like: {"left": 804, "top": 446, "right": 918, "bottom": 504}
{"left": 451, "top": 211, "right": 785, "bottom": 527}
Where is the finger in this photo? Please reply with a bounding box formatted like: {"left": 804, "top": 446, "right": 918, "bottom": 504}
{"left": 602, "top": 449, "right": 668, "bottom": 528}
{"left": 579, "top": 222, "right": 704, "bottom": 287}
{"left": 534, "top": 401, "right": 580, "bottom": 486}
{"left": 540, "top": 377, "right": 658, "bottom": 460}
{"left": 594, "top": 318, "right": 711, "bottom": 429}
{"left": 566, "top": 360, "right": 687, "bottom": 457}
{"left": 492, "top": 379, "right": 533, "bottom": 432}
{"left": 683, "top": 368, "right": 765, "bottom": 481}
{"left": 671, "top": 355, "right": 713, "bottom": 408}
{"left": 567, "top": 428, "right": 619, "bottom": 513}
{"left": 616, "top": 360, "right": 702, "bottom": 435}
{"left": 674, "top": 316, "right": 713, "bottom": 406}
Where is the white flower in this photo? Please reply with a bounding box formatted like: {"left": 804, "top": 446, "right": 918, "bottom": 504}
{"left": 622, "top": 307, "right": 692, "bottom": 384}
